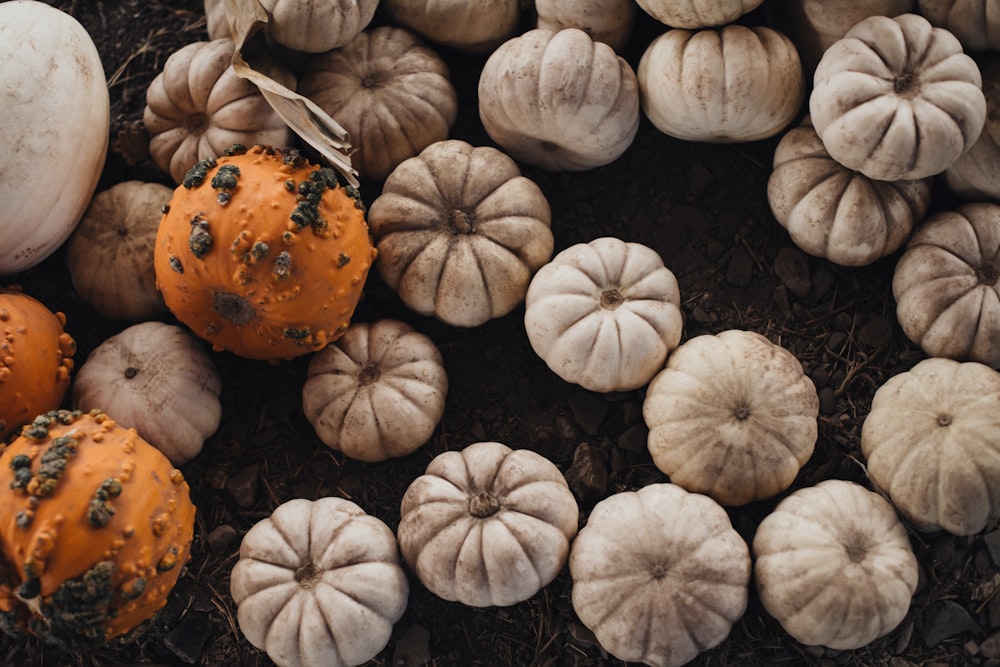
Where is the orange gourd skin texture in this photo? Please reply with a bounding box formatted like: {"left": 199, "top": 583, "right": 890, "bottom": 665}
{"left": 0, "top": 409, "right": 196, "bottom": 650}
{"left": 0, "top": 290, "right": 77, "bottom": 440}
{"left": 153, "top": 144, "right": 377, "bottom": 361}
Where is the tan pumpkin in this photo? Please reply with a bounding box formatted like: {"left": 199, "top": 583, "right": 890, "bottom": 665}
{"left": 767, "top": 116, "right": 931, "bottom": 267}
{"left": 297, "top": 26, "right": 458, "bottom": 182}
{"left": 143, "top": 38, "right": 294, "bottom": 184}
{"left": 368, "top": 139, "right": 553, "bottom": 327}
{"left": 638, "top": 25, "right": 804, "bottom": 143}
{"left": 478, "top": 28, "right": 640, "bottom": 171}
{"left": 944, "top": 55, "right": 1000, "bottom": 202}
{"left": 381, "top": 0, "right": 520, "bottom": 52}
{"left": 535, "top": 0, "right": 637, "bottom": 51}
{"left": 0, "top": 289, "right": 76, "bottom": 441}
{"left": 918, "top": 0, "right": 1000, "bottom": 51}
{"left": 204, "top": 0, "right": 229, "bottom": 39}
{"left": 634, "top": 0, "right": 764, "bottom": 28}
{"left": 809, "top": 13, "right": 987, "bottom": 181}
{"left": 71, "top": 322, "right": 222, "bottom": 466}
{"left": 892, "top": 202, "right": 1000, "bottom": 368}
{"left": 753, "top": 479, "right": 919, "bottom": 650}
{"left": 570, "top": 483, "right": 751, "bottom": 666}
{"left": 643, "top": 329, "right": 819, "bottom": 506}
{"left": 397, "top": 441, "right": 579, "bottom": 607}
{"left": 66, "top": 181, "right": 171, "bottom": 322}
{"left": 302, "top": 319, "right": 448, "bottom": 462}
{"left": 256, "top": 0, "right": 379, "bottom": 52}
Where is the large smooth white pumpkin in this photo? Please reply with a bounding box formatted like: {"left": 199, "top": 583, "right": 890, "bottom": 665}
{"left": 0, "top": 1, "right": 110, "bottom": 275}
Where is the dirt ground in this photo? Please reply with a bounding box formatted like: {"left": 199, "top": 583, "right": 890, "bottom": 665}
{"left": 4, "top": 1, "right": 1000, "bottom": 666}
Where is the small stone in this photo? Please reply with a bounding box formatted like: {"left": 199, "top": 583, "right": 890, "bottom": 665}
{"left": 923, "top": 600, "right": 981, "bottom": 647}
{"left": 554, "top": 414, "right": 582, "bottom": 441}
{"left": 163, "top": 611, "right": 214, "bottom": 664}
{"left": 393, "top": 623, "right": 431, "bottom": 667}
{"left": 616, "top": 423, "right": 647, "bottom": 453}
{"left": 983, "top": 530, "right": 1000, "bottom": 567}
{"left": 568, "top": 392, "right": 608, "bottom": 436}
{"left": 726, "top": 245, "right": 754, "bottom": 287}
{"left": 205, "top": 524, "right": 238, "bottom": 554}
{"left": 565, "top": 443, "right": 608, "bottom": 507}
{"left": 225, "top": 464, "right": 259, "bottom": 509}
{"left": 857, "top": 314, "right": 894, "bottom": 349}
{"left": 773, "top": 247, "right": 811, "bottom": 298}
{"left": 818, "top": 387, "right": 837, "bottom": 415}
{"left": 983, "top": 631, "right": 1000, "bottom": 659}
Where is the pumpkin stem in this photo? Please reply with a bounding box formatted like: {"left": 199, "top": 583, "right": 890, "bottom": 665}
{"left": 124, "top": 367, "right": 139, "bottom": 380}
{"left": 295, "top": 561, "right": 320, "bottom": 588}
{"left": 893, "top": 72, "right": 920, "bottom": 98}
{"left": 600, "top": 289, "right": 624, "bottom": 310}
{"left": 468, "top": 491, "right": 500, "bottom": 518}
{"left": 212, "top": 291, "right": 257, "bottom": 325}
{"left": 937, "top": 414, "right": 952, "bottom": 427}
{"left": 976, "top": 263, "right": 999, "bottom": 286}
{"left": 358, "top": 363, "right": 381, "bottom": 385}
{"left": 185, "top": 112, "right": 209, "bottom": 134}
{"left": 446, "top": 209, "right": 475, "bottom": 234}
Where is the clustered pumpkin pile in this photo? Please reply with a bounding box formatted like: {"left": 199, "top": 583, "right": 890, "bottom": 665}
{"left": 3, "top": 0, "right": 1000, "bottom": 665}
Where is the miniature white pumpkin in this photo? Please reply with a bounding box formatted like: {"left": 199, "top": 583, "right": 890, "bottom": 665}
{"left": 638, "top": 24, "right": 804, "bottom": 143}
{"left": 943, "top": 55, "right": 1000, "bottom": 202}
{"left": 535, "top": 0, "right": 637, "bottom": 51}
{"left": 767, "top": 116, "right": 931, "bottom": 267}
{"left": 0, "top": 1, "right": 110, "bottom": 275}
{"left": 71, "top": 322, "right": 222, "bottom": 465}
{"left": 258, "top": 0, "right": 379, "bottom": 53}
{"left": 635, "top": 0, "right": 764, "bottom": 28}
{"left": 861, "top": 357, "right": 1000, "bottom": 535}
{"left": 381, "top": 0, "right": 520, "bottom": 52}
{"left": 524, "top": 237, "right": 683, "bottom": 393}
{"left": 570, "top": 483, "right": 751, "bottom": 667}
{"left": 204, "top": 0, "right": 229, "bottom": 39}
{"left": 643, "top": 329, "right": 819, "bottom": 506}
{"left": 302, "top": 319, "right": 448, "bottom": 462}
{"left": 368, "top": 139, "right": 554, "bottom": 327}
{"left": 66, "top": 181, "right": 171, "bottom": 321}
{"left": 230, "top": 497, "right": 409, "bottom": 667}
{"left": 892, "top": 202, "right": 1000, "bottom": 367}
{"left": 918, "top": 0, "right": 1000, "bottom": 51}
{"left": 478, "top": 28, "right": 641, "bottom": 171}
{"left": 809, "top": 13, "right": 987, "bottom": 181}
{"left": 143, "top": 38, "right": 293, "bottom": 184}
{"left": 297, "top": 27, "right": 458, "bottom": 182}
{"left": 397, "top": 441, "right": 579, "bottom": 607}
{"left": 753, "top": 479, "right": 919, "bottom": 649}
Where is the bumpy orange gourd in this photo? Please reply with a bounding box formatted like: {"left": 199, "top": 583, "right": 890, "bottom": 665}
{"left": 153, "top": 144, "right": 377, "bottom": 360}
{"left": 0, "top": 409, "right": 196, "bottom": 649}
{"left": 0, "top": 289, "right": 76, "bottom": 440}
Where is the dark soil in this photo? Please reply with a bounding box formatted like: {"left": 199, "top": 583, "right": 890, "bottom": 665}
{"left": 4, "top": 1, "right": 999, "bottom": 666}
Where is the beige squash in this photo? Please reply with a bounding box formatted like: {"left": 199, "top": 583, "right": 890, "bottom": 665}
{"left": 257, "top": 0, "right": 379, "bottom": 52}
{"left": 381, "top": 0, "right": 520, "bottom": 52}
{"left": 918, "top": 0, "right": 1000, "bottom": 51}
{"left": 634, "top": 0, "right": 764, "bottom": 28}
{"left": 944, "top": 55, "right": 1000, "bottom": 202}
{"left": 535, "top": 0, "right": 637, "bottom": 51}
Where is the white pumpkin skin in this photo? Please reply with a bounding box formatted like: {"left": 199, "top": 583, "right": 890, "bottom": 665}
{"left": 570, "top": 483, "right": 751, "bottom": 667}
{"left": 809, "top": 13, "right": 987, "bottom": 181}
{"left": 0, "top": 1, "right": 110, "bottom": 275}
{"left": 382, "top": 0, "right": 520, "bottom": 52}
{"left": 753, "top": 480, "right": 919, "bottom": 650}
{"left": 524, "top": 237, "right": 683, "bottom": 393}
{"left": 258, "top": 0, "right": 379, "bottom": 53}
{"left": 66, "top": 181, "right": 171, "bottom": 321}
{"left": 767, "top": 117, "right": 931, "bottom": 267}
{"left": 861, "top": 358, "right": 1000, "bottom": 535}
{"left": 303, "top": 319, "right": 448, "bottom": 462}
{"left": 298, "top": 27, "right": 458, "bottom": 182}
{"left": 143, "top": 38, "right": 294, "bottom": 184}
{"left": 635, "top": 0, "right": 763, "bottom": 28}
{"left": 637, "top": 25, "right": 804, "bottom": 143}
{"left": 369, "top": 139, "right": 554, "bottom": 327}
{"left": 478, "top": 28, "right": 640, "bottom": 171}
{"left": 71, "top": 322, "right": 222, "bottom": 465}
{"left": 918, "top": 0, "right": 1000, "bottom": 51}
{"left": 231, "top": 497, "right": 409, "bottom": 667}
{"left": 944, "top": 56, "right": 1000, "bottom": 201}
{"left": 204, "top": 0, "right": 229, "bottom": 39}
{"left": 397, "top": 442, "right": 579, "bottom": 608}
{"left": 892, "top": 203, "right": 1000, "bottom": 367}
{"left": 643, "top": 329, "right": 819, "bottom": 506}
{"left": 535, "top": 0, "right": 637, "bottom": 52}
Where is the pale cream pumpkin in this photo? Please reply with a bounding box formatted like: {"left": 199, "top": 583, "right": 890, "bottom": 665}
{"left": 918, "top": 0, "right": 1000, "bottom": 51}
{"left": 638, "top": 25, "right": 804, "bottom": 143}
{"left": 204, "top": 0, "right": 228, "bottom": 39}
{"left": 767, "top": 117, "right": 931, "bottom": 266}
{"left": 535, "top": 0, "right": 637, "bottom": 51}
{"left": 892, "top": 202, "right": 1000, "bottom": 367}
{"left": 368, "top": 139, "right": 554, "bottom": 327}
{"left": 397, "top": 441, "right": 579, "bottom": 607}
{"left": 570, "top": 483, "right": 751, "bottom": 667}
{"left": 944, "top": 55, "right": 1000, "bottom": 202}
{"left": 257, "top": 0, "right": 379, "bottom": 52}
{"left": 635, "top": 0, "right": 764, "bottom": 28}
{"left": 478, "top": 28, "right": 640, "bottom": 171}
{"left": 381, "top": 0, "right": 520, "bottom": 52}
{"left": 302, "top": 319, "right": 448, "bottom": 462}
{"left": 524, "top": 237, "right": 683, "bottom": 393}
{"left": 643, "top": 329, "right": 819, "bottom": 506}
{"left": 753, "top": 479, "right": 919, "bottom": 649}
{"left": 297, "top": 26, "right": 458, "bottom": 182}
{"left": 809, "top": 13, "right": 987, "bottom": 181}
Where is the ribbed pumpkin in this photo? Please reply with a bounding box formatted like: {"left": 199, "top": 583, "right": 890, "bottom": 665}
{"left": 0, "top": 409, "right": 196, "bottom": 649}
{"left": 153, "top": 144, "right": 377, "bottom": 361}
{"left": 0, "top": 289, "right": 76, "bottom": 441}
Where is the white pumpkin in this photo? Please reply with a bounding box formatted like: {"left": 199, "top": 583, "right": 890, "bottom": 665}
{"left": 524, "top": 237, "right": 683, "bottom": 393}
{"left": 478, "top": 28, "right": 641, "bottom": 171}
{"left": 918, "top": 0, "right": 1000, "bottom": 51}
{"left": 635, "top": 0, "right": 764, "bottom": 28}
{"left": 381, "top": 0, "right": 520, "bottom": 52}
{"left": 303, "top": 319, "right": 448, "bottom": 462}
{"left": 230, "top": 497, "right": 409, "bottom": 667}
{"left": 861, "top": 357, "right": 1000, "bottom": 535}
{"left": 368, "top": 139, "right": 554, "bottom": 327}
{"left": 71, "top": 322, "right": 222, "bottom": 465}
{"left": 637, "top": 24, "right": 804, "bottom": 143}
{"left": 535, "top": 0, "right": 637, "bottom": 51}
{"left": 944, "top": 55, "right": 1000, "bottom": 202}
{"left": 258, "top": 0, "right": 379, "bottom": 52}
{"left": 204, "top": 0, "right": 229, "bottom": 39}
{"left": 643, "top": 329, "right": 819, "bottom": 506}
{"left": 570, "top": 483, "right": 751, "bottom": 667}
{"left": 143, "top": 38, "right": 294, "bottom": 184}
{"left": 809, "top": 13, "right": 987, "bottom": 181}
{"left": 0, "top": 1, "right": 110, "bottom": 275}
{"left": 753, "top": 479, "right": 919, "bottom": 650}
{"left": 767, "top": 116, "right": 931, "bottom": 267}
{"left": 397, "top": 441, "right": 579, "bottom": 607}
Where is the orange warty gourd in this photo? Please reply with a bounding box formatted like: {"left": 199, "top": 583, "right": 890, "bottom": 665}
{"left": 0, "top": 289, "right": 76, "bottom": 440}
{"left": 153, "top": 144, "right": 377, "bottom": 360}
{"left": 0, "top": 409, "right": 196, "bottom": 649}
